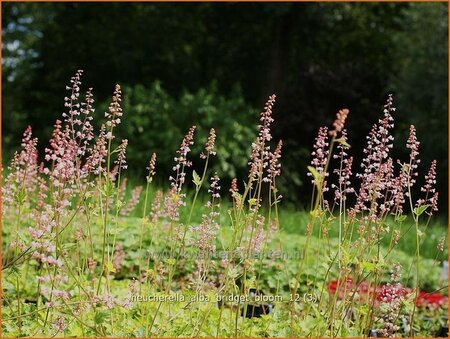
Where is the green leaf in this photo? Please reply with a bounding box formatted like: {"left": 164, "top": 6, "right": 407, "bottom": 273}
{"left": 14, "top": 188, "right": 27, "bottom": 205}
{"left": 395, "top": 214, "right": 407, "bottom": 223}
{"left": 248, "top": 198, "right": 258, "bottom": 206}
{"left": 227, "top": 267, "right": 239, "bottom": 280}
{"left": 100, "top": 180, "right": 114, "bottom": 197}
{"left": 307, "top": 166, "right": 323, "bottom": 187}
{"left": 109, "top": 228, "right": 121, "bottom": 235}
{"left": 310, "top": 208, "right": 322, "bottom": 219}
{"left": 165, "top": 258, "right": 176, "bottom": 266}
{"left": 94, "top": 311, "right": 109, "bottom": 324}
{"left": 335, "top": 137, "right": 351, "bottom": 148}
{"left": 106, "top": 261, "right": 116, "bottom": 273}
{"left": 192, "top": 170, "right": 201, "bottom": 187}
{"left": 413, "top": 204, "right": 429, "bottom": 217}
{"left": 361, "top": 261, "right": 376, "bottom": 272}
{"left": 116, "top": 199, "right": 125, "bottom": 210}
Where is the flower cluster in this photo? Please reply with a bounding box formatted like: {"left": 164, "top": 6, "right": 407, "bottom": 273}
{"left": 405, "top": 125, "right": 420, "bottom": 185}
{"left": 115, "top": 139, "right": 129, "bottom": 170}
{"left": 264, "top": 139, "right": 283, "bottom": 185}
{"left": 2, "top": 126, "right": 39, "bottom": 211}
{"left": 190, "top": 174, "right": 221, "bottom": 254}
{"left": 120, "top": 185, "right": 143, "bottom": 216}
{"left": 146, "top": 153, "right": 157, "bottom": 183}
{"left": 416, "top": 160, "right": 439, "bottom": 215}
{"left": 29, "top": 207, "right": 62, "bottom": 267}
{"left": 200, "top": 128, "right": 216, "bottom": 159}
{"left": 149, "top": 190, "right": 163, "bottom": 224}
{"left": 354, "top": 96, "right": 396, "bottom": 217}
{"left": 105, "top": 84, "right": 123, "bottom": 130}
{"left": 190, "top": 174, "right": 221, "bottom": 288}
{"left": 83, "top": 125, "right": 108, "bottom": 175}
{"left": 308, "top": 126, "right": 329, "bottom": 186}
{"left": 45, "top": 71, "right": 98, "bottom": 185}
{"left": 377, "top": 282, "right": 408, "bottom": 337}
{"left": 249, "top": 215, "right": 267, "bottom": 253}
{"left": 170, "top": 126, "right": 196, "bottom": 192}
{"left": 163, "top": 188, "right": 185, "bottom": 222}
{"left": 113, "top": 244, "right": 125, "bottom": 273}
{"left": 331, "top": 130, "right": 354, "bottom": 204}
{"left": 330, "top": 108, "right": 349, "bottom": 137}
{"left": 248, "top": 95, "right": 276, "bottom": 181}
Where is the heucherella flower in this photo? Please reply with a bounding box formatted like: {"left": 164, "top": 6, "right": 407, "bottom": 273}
{"left": 437, "top": 236, "right": 445, "bottom": 252}
{"left": 190, "top": 174, "right": 221, "bottom": 288}
{"left": 40, "top": 287, "right": 70, "bottom": 301}
{"left": 200, "top": 128, "right": 216, "bottom": 159}
{"left": 416, "top": 160, "right": 438, "bottom": 215}
{"left": 229, "top": 177, "right": 239, "bottom": 206}
{"left": 329, "top": 108, "right": 349, "bottom": 137}
{"left": 87, "top": 257, "right": 97, "bottom": 271}
{"left": 207, "top": 173, "right": 221, "bottom": 199}
{"left": 264, "top": 139, "right": 283, "bottom": 185}
{"left": 45, "top": 71, "right": 98, "bottom": 184}
{"left": 360, "top": 95, "right": 395, "bottom": 174}
{"left": 404, "top": 125, "right": 420, "bottom": 186}
{"left": 28, "top": 206, "right": 64, "bottom": 266}
{"left": 63, "top": 70, "right": 83, "bottom": 125}
{"left": 83, "top": 125, "right": 107, "bottom": 175}
{"left": 149, "top": 190, "right": 163, "bottom": 224}
{"left": 428, "top": 192, "right": 439, "bottom": 215}
{"left": 331, "top": 130, "right": 354, "bottom": 204}
{"left": 390, "top": 262, "right": 402, "bottom": 282}
{"left": 422, "top": 160, "right": 437, "bottom": 195}
{"left": 109, "top": 165, "right": 119, "bottom": 182}
{"left": 163, "top": 187, "right": 185, "bottom": 222}
{"left": 392, "top": 230, "right": 401, "bottom": 245}
{"left": 421, "top": 160, "right": 436, "bottom": 194}
{"left": 74, "top": 86, "right": 95, "bottom": 158}
{"left": 308, "top": 126, "right": 329, "bottom": 186}
{"left": 354, "top": 95, "right": 396, "bottom": 217}
{"left": 115, "top": 139, "right": 128, "bottom": 170}
{"left": 170, "top": 126, "right": 196, "bottom": 192}
{"left": 120, "top": 186, "right": 143, "bottom": 216}
{"left": 105, "top": 84, "right": 123, "bottom": 129}
{"left": 189, "top": 203, "right": 220, "bottom": 253}
{"left": 2, "top": 126, "right": 39, "bottom": 211}
{"left": 112, "top": 244, "right": 125, "bottom": 273}
{"left": 248, "top": 95, "right": 276, "bottom": 181}
{"left": 164, "top": 126, "right": 196, "bottom": 227}
{"left": 258, "top": 95, "right": 276, "bottom": 143}
{"left": 146, "top": 152, "right": 157, "bottom": 183}
{"left": 229, "top": 178, "right": 238, "bottom": 195}
{"left": 250, "top": 215, "right": 266, "bottom": 253}
{"left": 52, "top": 317, "right": 67, "bottom": 333}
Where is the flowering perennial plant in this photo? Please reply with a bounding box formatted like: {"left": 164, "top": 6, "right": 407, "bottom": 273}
{"left": 2, "top": 72, "right": 446, "bottom": 338}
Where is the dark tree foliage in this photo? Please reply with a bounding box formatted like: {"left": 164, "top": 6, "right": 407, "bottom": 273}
{"left": 2, "top": 3, "right": 447, "bottom": 214}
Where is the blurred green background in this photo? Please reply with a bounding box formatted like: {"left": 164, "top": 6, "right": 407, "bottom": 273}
{"left": 2, "top": 2, "right": 448, "bottom": 216}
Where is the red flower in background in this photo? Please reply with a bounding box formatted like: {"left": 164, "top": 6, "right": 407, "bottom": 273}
{"left": 327, "top": 279, "right": 447, "bottom": 309}
{"left": 415, "top": 291, "right": 447, "bottom": 309}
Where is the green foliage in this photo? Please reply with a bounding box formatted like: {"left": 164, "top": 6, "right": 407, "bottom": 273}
{"left": 113, "top": 82, "right": 257, "bottom": 182}
{"left": 391, "top": 3, "right": 448, "bottom": 210}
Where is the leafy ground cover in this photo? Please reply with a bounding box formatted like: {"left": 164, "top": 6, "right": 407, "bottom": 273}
{"left": 2, "top": 71, "right": 448, "bottom": 337}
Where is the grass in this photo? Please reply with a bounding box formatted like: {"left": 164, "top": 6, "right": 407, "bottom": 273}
{"left": 278, "top": 207, "right": 448, "bottom": 260}
{"left": 128, "top": 183, "right": 448, "bottom": 261}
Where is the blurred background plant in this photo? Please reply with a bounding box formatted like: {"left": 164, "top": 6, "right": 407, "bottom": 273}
{"left": 2, "top": 2, "right": 447, "bottom": 216}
